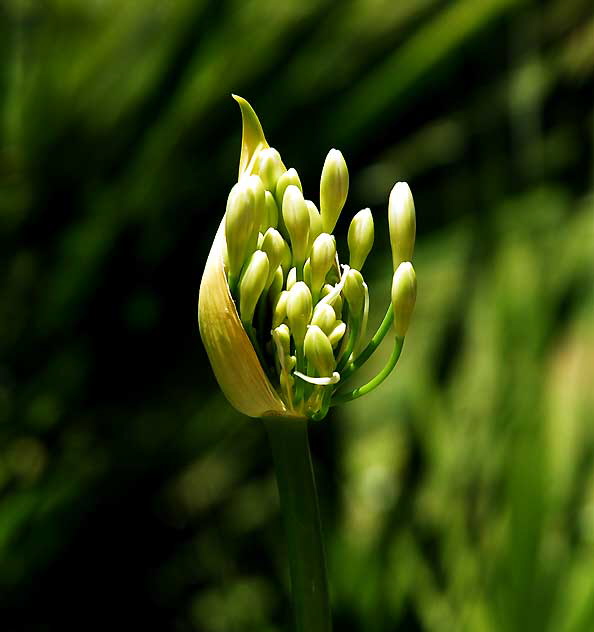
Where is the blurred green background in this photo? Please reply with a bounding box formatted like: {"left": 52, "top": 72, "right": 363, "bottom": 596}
{"left": 2, "top": 0, "right": 594, "bottom": 630}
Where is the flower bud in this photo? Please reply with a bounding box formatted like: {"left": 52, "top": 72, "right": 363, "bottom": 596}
{"left": 328, "top": 322, "right": 346, "bottom": 348}
{"left": 260, "top": 228, "right": 285, "bottom": 287}
{"left": 391, "top": 262, "right": 417, "bottom": 337}
{"left": 275, "top": 168, "right": 303, "bottom": 210}
{"left": 225, "top": 181, "right": 259, "bottom": 290}
{"left": 239, "top": 250, "right": 269, "bottom": 325}
{"left": 347, "top": 208, "right": 374, "bottom": 271}
{"left": 253, "top": 147, "right": 284, "bottom": 192}
{"left": 306, "top": 200, "right": 323, "bottom": 247}
{"left": 320, "top": 148, "right": 349, "bottom": 233}
{"left": 282, "top": 185, "right": 310, "bottom": 268}
{"left": 311, "top": 303, "right": 337, "bottom": 335}
{"left": 303, "top": 258, "right": 312, "bottom": 288}
{"left": 280, "top": 237, "right": 292, "bottom": 272}
{"left": 304, "top": 325, "right": 336, "bottom": 377}
{"left": 286, "top": 267, "right": 296, "bottom": 291}
{"left": 342, "top": 268, "right": 366, "bottom": 319}
{"left": 268, "top": 265, "right": 284, "bottom": 301}
{"left": 243, "top": 174, "right": 267, "bottom": 233}
{"left": 321, "top": 283, "right": 343, "bottom": 319}
{"left": 264, "top": 191, "right": 279, "bottom": 229}
{"left": 286, "top": 281, "right": 312, "bottom": 347}
{"left": 388, "top": 182, "right": 416, "bottom": 271}
{"left": 272, "top": 289, "right": 289, "bottom": 328}
{"left": 309, "top": 233, "right": 336, "bottom": 295}
{"left": 273, "top": 323, "right": 291, "bottom": 357}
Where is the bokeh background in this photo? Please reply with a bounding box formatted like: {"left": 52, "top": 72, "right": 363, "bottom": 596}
{"left": 2, "top": 0, "right": 594, "bottom": 630}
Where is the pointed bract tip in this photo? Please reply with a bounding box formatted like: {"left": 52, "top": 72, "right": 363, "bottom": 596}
{"left": 233, "top": 95, "right": 270, "bottom": 178}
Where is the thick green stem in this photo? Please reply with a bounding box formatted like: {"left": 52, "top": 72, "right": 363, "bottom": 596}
{"left": 263, "top": 416, "right": 332, "bottom": 632}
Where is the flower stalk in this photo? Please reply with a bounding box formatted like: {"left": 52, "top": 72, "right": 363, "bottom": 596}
{"left": 263, "top": 416, "right": 332, "bottom": 632}
{"left": 198, "top": 95, "right": 419, "bottom": 631}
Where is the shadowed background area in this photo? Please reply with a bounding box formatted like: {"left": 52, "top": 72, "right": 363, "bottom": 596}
{"left": 2, "top": 0, "right": 594, "bottom": 630}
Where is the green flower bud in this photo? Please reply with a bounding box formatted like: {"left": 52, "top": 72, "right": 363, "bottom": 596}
{"left": 391, "top": 262, "right": 417, "bottom": 337}
{"left": 328, "top": 322, "right": 346, "bottom": 348}
{"left": 268, "top": 265, "right": 284, "bottom": 301}
{"left": 275, "top": 168, "right": 303, "bottom": 210}
{"left": 282, "top": 185, "right": 310, "bottom": 269}
{"left": 304, "top": 325, "right": 336, "bottom": 377}
{"left": 225, "top": 181, "right": 258, "bottom": 290}
{"left": 273, "top": 323, "right": 291, "bottom": 357}
{"left": 286, "top": 281, "right": 312, "bottom": 347}
{"left": 260, "top": 228, "right": 285, "bottom": 287}
{"left": 388, "top": 182, "right": 416, "bottom": 271}
{"left": 272, "top": 289, "right": 289, "bottom": 328}
{"left": 342, "top": 268, "right": 366, "bottom": 319}
{"left": 306, "top": 200, "right": 323, "bottom": 247}
{"left": 347, "top": 208, "right": 374, "bottom": 271}
{"left": 239, "top": 250, "right": 269, "bottom": 325}
{"left": 310, "top": 233, "right": 336, "bottom": 295}
{"left": 264, "top": 191, "right": 279, "bottom": 229}
{"left": 311, "top": 303, "right": 337, "bottom": 335}
{"left": 320, "top": 148, "right": 349, "bottom": 233}
{"left": 243, "top": 174, "right": 267, "bottom": 233}
{"left": 321, "top": 283, "right": 343, "bottom": 319}
{"left": 280, "top": 237, "right": 292, "bottom": 272}
{"left": 286, "top": 267, "right": 296, "bottom": 291}
{"left": 303, "top": 258, "right": 312, "bottom": 288}
{"left": 253, "top": 147, "right": 284, "bottom": 192}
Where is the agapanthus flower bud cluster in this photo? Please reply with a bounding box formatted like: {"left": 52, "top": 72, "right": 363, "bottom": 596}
{"left": 199, "top": 97, "right": 417, "bottom": 420}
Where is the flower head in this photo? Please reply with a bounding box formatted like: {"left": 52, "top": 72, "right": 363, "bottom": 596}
{"left": 199, "top": 96, "right": 417, "bottom": 419}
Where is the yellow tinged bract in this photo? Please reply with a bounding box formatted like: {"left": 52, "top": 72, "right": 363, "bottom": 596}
{"left": 199, "top": 97, "right": 297, "bottom": 419}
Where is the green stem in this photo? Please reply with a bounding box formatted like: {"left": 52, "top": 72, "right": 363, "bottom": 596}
{"left": 340, "top": 304, "right": 393, "bottom": 381}
{"left": 336, "top": 320, "right": 360, "bottom": 373}
{"left": 332, "top": 336, "right": 404, "bottom": 405}
{"left": 263, "top": 416, "right": 332, "bottom": 632}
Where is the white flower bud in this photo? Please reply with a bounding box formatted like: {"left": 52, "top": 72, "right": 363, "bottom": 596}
{"left": 273, "top": 323, "right": 291, "bottom": 357}
{"left": 327, "top": 322, "right": 346, "bottom": 348}
{"left": 239, "top": 250, "right": 269, "bottom": 325}
{"left": 272, "top": 289, "right": 289, "bottom": 328}
{"left": 342, "top": 268, "right": 366, "bottom": 319}
{"left": 304, "top": 325, "right": 336, "bottom": 377}
{"left": 282, "top": 185, "right": 310, "bottom": 269}
{"left": 275, "top": 168, "right": 302, "bottom": 210}
{"left": 260, "top": 228, "right": 285, "bottom": 287}
{"left": 243, "top": 174, "right": 267, "bottom": 233}
{"left": 280, "top": 237, "right": 292, "bottom": 272}
{"left": 286, "top": 281, "right": 312, "bottom": 347}
{"left": 286, "top": 267, "right": 296, "bottom": 291}
{"left": 309, "top": 233, "right": 336, "bottom": 295}
{"left": 311, "top": 303, "right": 337, "bottom": 335}
{"left": 391, "top": 262, "right": 417, "bottom": 337}
{"left": 264, "top": 191, "right": 279, "bottom": 229}
{"left": 347, "top": 208, "right": 374, "bottom": 271}
{"left": 224, "top": 181, "right": 259, "bottom": 290}
{"left": 320, "top": 148, "right": 349, "bottom": 233}
{"left": 388, "top": 182, "right": 416, "bottom": 271}
{"left": 253, "top": 147, "right": 284, "bottom": 192}
{"left": 268, "top": 265, "right": 284, "bottom": 301}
